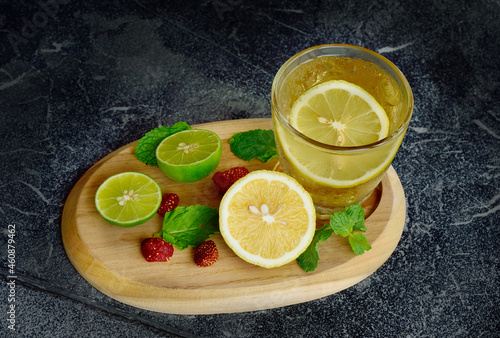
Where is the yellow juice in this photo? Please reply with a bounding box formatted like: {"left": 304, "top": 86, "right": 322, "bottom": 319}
{"left": 271, "top": 45, "right": 413, "bottom": 218}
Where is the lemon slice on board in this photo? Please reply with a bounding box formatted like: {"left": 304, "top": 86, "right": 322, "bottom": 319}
{"left": 277, "top": 80, "right": 398, "bottom": 188}
{"left": 95, "top": 172, "right": 162, "bottom": 227}
{"left": 219, "top": 170, "right": 316, "bottom": 268}
{"left": 156, "top": 129, "right": 222, "bottom": 183}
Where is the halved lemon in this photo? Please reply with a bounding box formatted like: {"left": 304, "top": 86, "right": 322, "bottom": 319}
{"left": 219, "top": 170, "right": 316, "bottom": 268}
{"left": 95, "top": 172, "right": 162, "bottom": 227}
{"left": 289, "top": 80, "right": 390, "bottom": 146}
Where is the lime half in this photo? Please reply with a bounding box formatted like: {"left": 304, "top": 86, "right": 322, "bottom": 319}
{"left": 95, "top": 172, "right": 162, "bottom": 227}
{"left": 156, "top": 129, "right": 222, "bottom": 182}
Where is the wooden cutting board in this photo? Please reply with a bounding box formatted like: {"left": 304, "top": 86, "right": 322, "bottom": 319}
{"left": 61, "top": 118, "right": 406, "bottom": 314}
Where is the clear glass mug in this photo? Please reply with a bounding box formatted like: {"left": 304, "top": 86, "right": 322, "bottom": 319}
{"left": 271, "top": 44, "right": 413, "bottom": 219}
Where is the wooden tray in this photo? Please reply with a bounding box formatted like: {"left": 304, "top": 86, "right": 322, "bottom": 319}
{"left": 61, "top": 118, "right": 406, "bottom": 314}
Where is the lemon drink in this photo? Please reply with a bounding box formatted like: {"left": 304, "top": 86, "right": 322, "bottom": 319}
{"left": 271, "top": 44, "right": 413, "bottom": 218}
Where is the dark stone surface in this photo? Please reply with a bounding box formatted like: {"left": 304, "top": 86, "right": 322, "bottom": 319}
{"left": 1, "top": 0, "right": 499, "bottom": 336}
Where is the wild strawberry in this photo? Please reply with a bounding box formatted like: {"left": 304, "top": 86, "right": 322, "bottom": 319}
{"left": 157, "top": 193, "right": 179, "bottom": 215}
{"left": 212, "top": 167, "right": 249, "bottom": 194}
{"left": 212, "top": 171, "right": 232, "bottom": 194}
{"left": 228, "top": 167, "right": 249, "bottom": 181}
{"left": 141, "top": 237, "right": 174, "bottom": 262}
{"left": 194, "top": 240, "right": 219, "bottom": 267}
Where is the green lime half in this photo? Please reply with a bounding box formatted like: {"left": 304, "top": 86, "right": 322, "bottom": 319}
{"left": 95, "top": 172, "right": 162, "bottom": 227}
{"left": 156, "top": 129, "right": 222, "bottom": 182}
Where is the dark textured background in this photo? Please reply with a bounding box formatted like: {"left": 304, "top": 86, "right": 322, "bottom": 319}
{"left": 1, "top": 0, "right": 499, "bottom": 336}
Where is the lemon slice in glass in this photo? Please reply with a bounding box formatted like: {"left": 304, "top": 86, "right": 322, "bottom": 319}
{"left": 156, "top": 129, "right": 222, "bottom": 183}
{"left": 277, "top": 80, "right": 397, "bottom": 188}
{"left": 289, "top": 80, "right": 390, "bottom": 147}
{"left": 95, "top": 172, "right": 162, "bottom": 227}
{"left": 219, "top": 170, "right": 316, "bottom": 268}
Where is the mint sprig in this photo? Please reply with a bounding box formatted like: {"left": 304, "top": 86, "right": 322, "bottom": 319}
{"left": 297, "top": 204, "right": 371, "bottom": 272}
{"left": 229, "top": 129, "right": 278, "bottom": 163}
{"left": 154, "top": 205, "right": 219, "bottom": 250}
{"left": 135, "top": 121, "right": 191, "bottom": 166}
{"left": 330, "top": 204, "right": 371, "bottom": 256}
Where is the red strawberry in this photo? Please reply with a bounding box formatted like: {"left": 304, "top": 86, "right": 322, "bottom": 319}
{"left": 157, "top": 193, "right": 179, "bottom": 215}
{"left": 141, "top": 237, "right": 174, "bottom": 262}
{"left": 212, "top": 167, "right": 249, "bottom": 194}
{"left": 194, "top": 240, "right": 219, "bottom": 267}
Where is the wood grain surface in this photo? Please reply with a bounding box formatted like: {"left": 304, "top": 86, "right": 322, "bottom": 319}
{"left": 61, "top": 118, "right": 406, "bottom": 314}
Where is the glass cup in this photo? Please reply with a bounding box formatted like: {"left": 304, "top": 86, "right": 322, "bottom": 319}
{"left": 271, "top": 44, "right": 413, "bottom": 219}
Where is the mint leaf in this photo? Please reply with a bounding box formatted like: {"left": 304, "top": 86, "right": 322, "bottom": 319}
{"left": 345, "top": 204, "right": 366, "bottom": 232}
{"left": 154, "top": 205, "right": 219, "bottom": 250}
{"left": 329, "top": 204, "right": 371, "bottom": 256}
{"left": 330, "top": 211, "right": 355, "bottom": 237}
{"left": 135, "top": 122, "right": 191, "bottom": 166}
{"left": 229, "top": 129, "right": 278, "bottom": 163}
{"left": 297, "top": 224, "right": 334, "bottom": 272}
{"left": 348, "top": 232, "right": 372, "bottom": 255}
